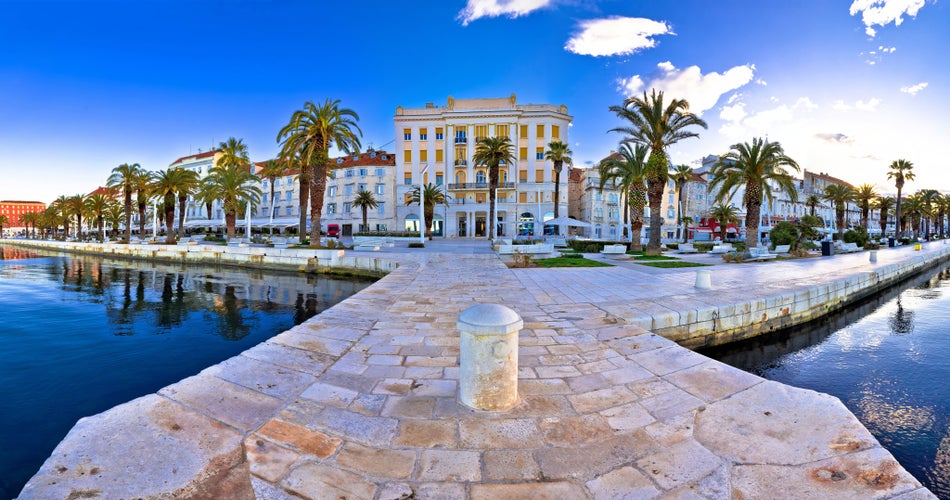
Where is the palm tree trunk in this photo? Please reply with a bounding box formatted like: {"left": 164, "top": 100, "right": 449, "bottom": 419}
{"left": 124, "top": 192, "right": 132, "bottom": 243}
{"left": 165, "top": 206, "right": 176, "bottom": 244}
{"left": 297, "top": 165, "right": 311, "bottom": 244}
{"left": 488, "top": 164, "right": 498, "bottom": 240}
{"left": 178, "top": 197, "right": 187, "bottom": 239}
{"left": 310, "top": 158, "right": 328, "bottom": 247}
{"left": 646, "top": 179, "right": 664, "bottom": 254}
{"left": 225, "top": 211, "right": 236, "bottom": 240}
{"left": 745, "top": 203, "right": 761, "bottom": 248}
{"left": 895, "top": 187, "right": 903, "bottom": 238}
{"left": 362, "top": 207, "right": 368, "bottom": 234}
{"left": 553, "top": 164, "right": 562, "bottom": 235}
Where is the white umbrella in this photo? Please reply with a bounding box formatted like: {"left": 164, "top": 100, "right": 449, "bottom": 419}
{"left": 543, "top": 216, "right": 591, "bottom": 228}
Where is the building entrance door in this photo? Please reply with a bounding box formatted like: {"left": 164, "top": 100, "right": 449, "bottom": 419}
{"left": 475, "top": 217, "right": 486, "bottom": 237}
{"left": 458, "top": 217, "right": 467, "bottom": 237}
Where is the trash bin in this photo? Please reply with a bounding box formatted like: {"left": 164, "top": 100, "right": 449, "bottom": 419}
{"left": 821, "top": 240, "right": 834, "bottom": 256}
{"left": 888, "top": 237, "right": 896, "bottom": 248}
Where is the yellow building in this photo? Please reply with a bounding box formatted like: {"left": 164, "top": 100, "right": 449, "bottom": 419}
{"left": 394, "top": 95, "right": 572, "bottom": 238}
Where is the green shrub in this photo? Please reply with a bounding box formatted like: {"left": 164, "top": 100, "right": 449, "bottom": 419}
{"left": 899, "top": 237, "right": 911, "bottom": 245}
{"left": 558, "top": 253, "right": 586, "bottom": 259}
{"left": 770, "top": 221, "right": 799, "bottom": 248}
{"left": 843, "top": 226, "right": 869, "bottom": 247}
{"left": 694, "top": 242, "right": 715, "bottom": 252}
{"left": 408, "top": 242, "right": 425, "bottom": 248}
{"left": 666, "top": 243, "right": 679, "bottom": 250}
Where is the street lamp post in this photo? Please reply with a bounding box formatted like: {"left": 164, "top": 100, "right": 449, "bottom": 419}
{"left": 152, "top": 202, "right": 157, "bottom": 240}
{"left": 419, "top": 164, "right": 429, "bottom": 245}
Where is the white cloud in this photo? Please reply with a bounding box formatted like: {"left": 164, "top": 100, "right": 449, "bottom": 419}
{"left": 726, "top": 93, "right": 741, "bottom": 105}
{"left": 755, "top": 78, "right": 768, "bottom": 86}
{"left": 879, "top": 45, "right": 897, "bottom": 53}
{"left": 719, "top": 102, "right": 747, "bottom": 122}
{"left": 794, "top": 97, "right": 819, "bottom": 110}
{"left": 564, "top": 17, "right": 672, "bottom": 56}
{"left": 619, "top": 62, "right": 755, "bottom": 115}
{"left": 849, "top": 0, "right": 926, "bottom": 37}
{"left": 833, "top": 98, "right": 881, "bottom": 111}
{"left": 457, "top": 0, "right": 551, "bottom": 25}
{"left": 815, "top": 133, "right": 855, "bottom": 144}
{"left": 900, "top": 82, "right": 929, "bottom": 95}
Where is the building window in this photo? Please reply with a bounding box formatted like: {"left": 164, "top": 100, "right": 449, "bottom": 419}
{"left": 274, "top": 178, "right": 281, "bottom": 187}
{"left": 435, "top": 128, "right": 444, "bottom": 140}
{"left": 519, "top": 147, "right": 528, "bottom": 160}
{"left": 519, "top": 170, "right": 528, "bottom": 182}
{"left": 455, "top": 129, "right": 466, "bottom": 141}
{"left": 344, "top": 185, "right": 353, "bottom": 197}
{"left": 404, "top": 173, "right": 412, "bottom": 185}
{"left": 375, "top": 184, "right": 385, "bottom": 195}
{"left": 359, "top": 168, "right": 367, "bottom": 177}
{"left": 536, "top": 124, "right": 544, "bottom": 138}
{"left": 552, "top": 125, "right": 560, "bottom": 139}
{"left": 476, "top": 171, "right": 486, "bottom": 183}
{"left": 609, "top": 207, "right": 618, "bottom": 219}
{"left": 403, "top": 150, "right": 412, "bottom": 163}
{"left": 328, "top": 186, "right": 337, "bottom": 197}
{"left": 403, "top": 128, "right": 411, "bottom": 140}
{"left": 595, "top": 208, "right": 603, "bottom": 218}
{"left": 285, "top": 191, "right": 292, "bottom": 202}
{"left": 435, "top": 173, "right": 444, "bottom": 185}
{"left": 535, "top": 170, "right": 544, "bottom": 182}
{"left": 475, "top": 125, "right": 488, "bottom": 140}
{"left": 286, "top": 206, "right": 293, "bottom": 216}
{"left": 327, "top": 203, "right": 336, "bottom": 214}
{"left": 496, "top": 124, "right": 509, "bottom": 138}
{"left": 535, "top": 148, "right": 544, "bottom": 160}
{"left": 262, "top": 194, "right": 268, "bottom": 205}
{"left": 435, "top": 149, "right": 443, "bottom": 162}
{"left": 345, "top": 169, "right": 354, "bottom": 178}
{"left": 520, "top": 124, "right": 528, "bottom": 137}
{"left": 358, "top": 183, "right": 367, "bottom": 192}
{"left": 595, "top": 192, "right": 602, "bottom": 202}
{"left": 419, "top": 128, "right": 427, "bottom": 140}
{"left": 343, "top": 203, "right": 351, "bottom": 214}
{"left": 377, "top": 202, "right": 385, "bottom": 215}
{"left": 519, "top": 192, "right": 527, "bottom": 203}
{"left": 609, "top": 193, "right": 619, "bottom": 204}
{"left": 420, "top": 150, "right": 428, "bottom": 162}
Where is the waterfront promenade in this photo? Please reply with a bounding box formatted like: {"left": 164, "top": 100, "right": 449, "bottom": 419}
{"left": 13, "top": 238, "right": 945, "bottom": 499}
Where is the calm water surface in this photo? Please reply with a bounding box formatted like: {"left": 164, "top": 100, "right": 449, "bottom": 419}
{"left": 703, "top": 264, "right": 950, "bottom": 498}
{"left": 0, "top": 245, "right": 373, "bottom": 499}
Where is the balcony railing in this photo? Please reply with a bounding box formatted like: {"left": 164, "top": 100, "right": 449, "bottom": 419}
{"left": 454, "top": 137, "right": 468, "bottom": 144}
{"left": 454, "top": 159, "right": 468, "bottom": 166}
{"left": 447, "top": 182, "right": 515, "bottom": 190}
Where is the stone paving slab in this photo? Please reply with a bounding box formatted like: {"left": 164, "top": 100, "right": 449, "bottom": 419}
{"left": 15, "top": 239, "right": 948, "bottom": 499}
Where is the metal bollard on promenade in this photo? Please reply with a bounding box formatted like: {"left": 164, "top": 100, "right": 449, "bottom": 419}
{"left": 457, "top": 304, "right": 522, "bottom": 411}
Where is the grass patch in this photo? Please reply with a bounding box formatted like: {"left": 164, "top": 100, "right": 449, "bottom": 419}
{"left": 533, "top": 257, "right": 613, "bottom": 268}
{"left": 636, "top": 261, "right": 712, "bottom": 268}
{"left": 633, "top": 254, "right": 679, "bottom": 261}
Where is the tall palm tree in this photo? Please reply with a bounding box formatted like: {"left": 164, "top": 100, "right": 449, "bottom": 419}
{"left": 901, "top": 193, "right": 923, "bottom": 238}
{"left": 609, "top": 89, "right": 707, "bottom": 254}
{"left": 67, "top": 194, "right": 86, "bottom": 240}
{"left": 278, "top": 99, "right": 362, "bottom": 246}
{"left": 598, "top": 143, "right": 648, "bottom": 251}
{"left": 853, "top": 184, "right": 877, "bottom": 231}
{"left": 105, "top": 200, "right": 124, "bottom": 239}
{"left": 680, "top": 216, "right": 694, "bottom": 243}
{"left": 194, "top": 178, "right": 218, "bottom": 229}
{"left": 918, "top": 189, "right": 941, "bottom": 240}
{"left": 20, "top": 212, "right": 37, "bottom": 239}
{"left": 107, "top": 162, "right": 141, "bottom": 243}
{"left": 823, "top": 184, "right": 855, "bottom": 239}
{"left": 84, "top": 193, "right": 110, "bottom": 242}
{"left": 472, "top": 136, "right": 516, "bottom": 239}
{"left": 212, "top": 138, "right": 256, "bottom": 239}
{"left": 544, "top": 140, "right": 573, "bottom": 234}
{"left": 805, "top": 194, "right": 822, "bottom": 218}
{"left": 710, "top": 204, "right": 740, "bottom": 242}
{"left": 876, "top": 196, "right": 895, "bottom": 239}
{"left": 941, "top": 195, "right": 950, "bottom": 238}
{"left": 406, "top": 183, "right": 450, "bottom": 240}
{"left": 887, "top": 159, "right": 915, "bottom": 238}
{"left": 0, "top": 214, "right": 7, "bottom": 238}
{"left": 151, "top": 167, "right": 198, "bottom": 243}
{"left": 133, "top": 168, "right": 152, "bottom": 238}
{"left": 52, "top": 195, "right": 71, "bottom": 238}
{"left": 352, "top": 189, "right": 379, "bottom": 233}
{"left": 258, "top": 158, "right": 289, "bottom": 227}
{"left": 709, "top": 137, "right": 800, "bottom": 248}
{"left": 670, "top": 164, "right": 693, "bottom": 242}
{"left": 201, "top": 164, "right": 261, "bottom": 240}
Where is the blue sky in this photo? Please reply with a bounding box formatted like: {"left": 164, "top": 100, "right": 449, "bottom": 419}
{"left": 1, "top": 0, "right": 946, "bottom": 203}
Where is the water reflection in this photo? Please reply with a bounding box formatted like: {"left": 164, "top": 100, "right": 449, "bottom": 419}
{"left": 0, "top": 245, "right": 374, "bottom": 499}
{"left": 889, "top": 298, "right": 915, "bottom": 335}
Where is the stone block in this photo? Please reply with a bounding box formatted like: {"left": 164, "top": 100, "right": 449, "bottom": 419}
{"left": 335, "top": 442, "right": 416, "bottom": 479}
{"left": 159, "top": 374, "right": 284, "bottom": 432}
{"left": 585, "top": 466, "right": 662, "bottom": 499}
{"left": 281, "top": 462, "right": 377, "bottom": 499}
{"left": 418, "top": 450, "right": 481, "bottom": 481}
{"left": 471, "top": 482, "right": 587, "bottom": 499}
{"left": 257, "top": 419, "right": 341, "bottom": 458}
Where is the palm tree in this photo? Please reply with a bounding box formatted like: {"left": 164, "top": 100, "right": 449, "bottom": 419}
{"left": 194, "top": 178, "right": 218, "bottom": 231}
{"left": 151, "top": 167, "right": 196, "bottom": 243}
{"left": 941, "top": 195, "right": 950, "bottom": 238}
{"left": 709, "top": 137, "right": 800, "bottom": 248}
{"left": 680, "top": 216, "right": 694, "bottom": 243}
{"left": 0, "top": 214, "right": 7, "bottom": 238}
{"left": 472, "top": 136, "right": 517, "bottom": 239}
{"left": 406, "top": 183, "right": 450, "bottom": 240}
{"left": 918, "top": 189, "right": 941, "bottom": 240}
{"left": 887, "top": 159, "right": 915, "bottom": 238}
{"left": 876, "top": 196, "right": 895, "bottom": 239}
{"left": 609, "top": 89, "right": 708, "bottom": 254}
{"left": 823, "top": 184, "right": 855, "bottom": 239}
{"left": 51, "top": 195, "right": 71, "bottom": 238}
{"left": 201, "top": 164, "right": 261, "bottom": 240}
{"left": 105, "top": 201, "right": 124, "bottom": 240}
{"left": 174, "top": 169, "right": 200, "bottom": 239}
{"left": 598, "top": 143, "right": 648, "bottom": 251}
{"left": 544, "top": 141, "right": 573, "bottom": 233}
{"left": 133, "top": 168, "right": 152, "bottom": 238}
{"left": 353, "top": 189, "right": 379, "bottom": 233}
{"left": 710, "top": 204, "right": 740, "bottom": 242}
{"left": 258, "top": 158, "right": 289, "bottom": 228}
{"left": 902, "top": 193, "right": 923, "bottom": 238}
{"left": 66, "top": 194, "right": 86, "bottom": 240}
{"left": 805, "top": 194, "right": 822, "bottom": 217}
{"left": 84, "top": 193, "right": 110, "bottom": 242}
{"left": 20, "top": 212, "right": 37, "bottom": 239}
{"left": 278, "top": 99, "right": 362, "bottom": 246}
{"left": 670, "top": 164, "right": 693, "bottom": 242}
{"left": 853, "top": 184, "right": 877, "bottom": 231}
{"left": 107, "top": 162, "right": 141, "bottom": 243}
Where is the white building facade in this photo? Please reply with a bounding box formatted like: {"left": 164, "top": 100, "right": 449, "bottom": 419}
{"left": 393, "top": 95, "right": 572, "bottom": 238}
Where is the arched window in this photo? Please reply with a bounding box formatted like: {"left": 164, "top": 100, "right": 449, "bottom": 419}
{"left": 404, "top": 214, "right": 420, "bottom": 232}
{"left": 455, "top": 171, "right": 466, "bottom": 184}
{"left": 476, "top": 170, "right": 486, "bottom": 184}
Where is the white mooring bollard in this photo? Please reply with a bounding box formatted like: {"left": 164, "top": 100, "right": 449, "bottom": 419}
{"left": 457, "top": 304, "right": 523, "bottom": 411}
{"left": 869, "top": 250, "right": 878, "bottom": 263}
{"left": 695, "top": 269, "right": 712, "bottom": 289}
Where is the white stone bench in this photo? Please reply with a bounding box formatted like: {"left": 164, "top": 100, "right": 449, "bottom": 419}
{"left": 546, "top": 236, "right": 568, "bottom": 247}
{"left": 773, "top": 244, "right": 791, "bottom": 254}
{"left": 600, "top": 244, "right": 628, "bottom": 257}
{"left": 709, "top": 243, "right": 734, "bottom": 255}
{"left": 839, "top": 242, "right": 862, "bottom": 253}
{"left": 746, "top": 247, "right": 777, "bottom": 261}
{"left": 678, "top": 243, "right": 699, "bottom": 254}
{"left": 353, "top": 245, "right": 381, "bottom": 252}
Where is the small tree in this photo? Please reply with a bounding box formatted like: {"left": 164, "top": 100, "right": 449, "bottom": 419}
{"left": 352, "top": 189, "right": 379, "bottom": 233}
{"left": 769, "top": 221, "right": 799, "bottom": 249}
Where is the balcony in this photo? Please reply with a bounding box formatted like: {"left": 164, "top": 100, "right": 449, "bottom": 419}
{"left": 454, "top": 159, "right": 468, "bottom": 166}
{"left": 447, "top": 182, "right": 515, "bottom": 190}
{"left": 454, "top": 137, "right": 468, "bottom": 145}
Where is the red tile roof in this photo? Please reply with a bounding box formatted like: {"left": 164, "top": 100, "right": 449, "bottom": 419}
{"left": 87, "top": 186, "right": 117, "bottom": 197}
{"left": 170, "top": 150, "right": 216, "bottom": 167}
{"left": 258, "top": 150, "right": 396, "bottom": 177}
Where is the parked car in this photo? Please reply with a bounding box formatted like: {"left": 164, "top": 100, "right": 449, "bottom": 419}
{"left": 326, "top": 224, "right": 340, "bottom": 238}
